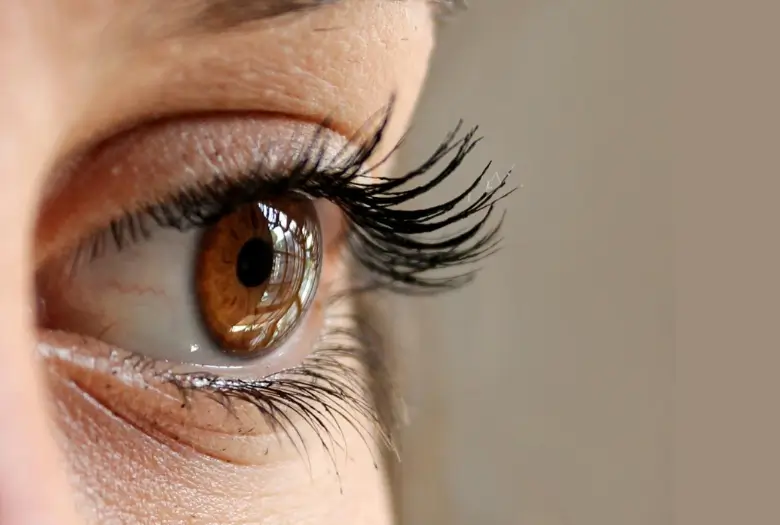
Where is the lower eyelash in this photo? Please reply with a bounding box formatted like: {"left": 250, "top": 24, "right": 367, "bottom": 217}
{"left": 158, "top": 300, "right": 395, "bottom": 470}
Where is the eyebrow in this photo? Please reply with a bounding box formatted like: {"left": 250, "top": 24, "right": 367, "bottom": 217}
{"left": 195, "top": 0, "right": 463, "bottom": 32}
{"left": 196, "top": 0, "right": 343, "bottom": 31}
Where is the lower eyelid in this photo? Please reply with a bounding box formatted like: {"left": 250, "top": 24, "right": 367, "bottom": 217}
{"left": 36, "top": 160, "right": 368, "bottom": 464}
{"left": 37, "top": 276, "right": 373, "bottom": 466}
{"left": 39, "top": 330, "right": 322, "bottom": 465}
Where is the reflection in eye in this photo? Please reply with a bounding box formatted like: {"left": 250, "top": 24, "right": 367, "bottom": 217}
{"left": 196, "top": 200, "right": 321, "bottom": 357}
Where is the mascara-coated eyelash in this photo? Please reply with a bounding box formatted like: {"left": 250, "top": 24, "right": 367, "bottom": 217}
{"left": 87, "top": 108, "right": 513, "bottom": 294}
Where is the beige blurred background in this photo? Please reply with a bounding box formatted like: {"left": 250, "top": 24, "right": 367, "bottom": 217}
{"left": 393, "top": 1, "right": 672, "bottom": 524}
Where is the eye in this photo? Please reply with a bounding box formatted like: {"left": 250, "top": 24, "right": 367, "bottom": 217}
{"left": 39, "top": 195, "right": 338, "bottom": 374}
{"left": 35, "top": 112, "right": 507, "bottom": 460}
{"left": 36, "top": 114, "right": 506, "bottom": 375}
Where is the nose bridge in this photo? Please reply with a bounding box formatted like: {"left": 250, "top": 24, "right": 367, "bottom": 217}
{"left": 0, "top": 5, "right": 82, "bottom": 525}
{"left": 0, "top": 131, "right": 79, "bottom": 525}
{"left": 0, "top": 3, "right": 70, "bottom": 169}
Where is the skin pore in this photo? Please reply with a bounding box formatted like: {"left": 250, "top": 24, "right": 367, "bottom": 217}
{"left": 0, "top": 1, "right": 434, "bottom": 524}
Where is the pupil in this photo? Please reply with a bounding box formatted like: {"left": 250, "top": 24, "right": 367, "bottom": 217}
{"left": 235, "top": 237, "right": 274, "bottom": 288}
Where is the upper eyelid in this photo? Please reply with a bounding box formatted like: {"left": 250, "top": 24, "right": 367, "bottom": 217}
{"left": 61, "top": 109, "right": 392, "bottom": 266}
{"left": 48, "top": 0, "right": 432, "bottom": 189}
{"left": 40, "top": 108, "right": 508, "bottom": 295}
{"left": 35, "top": 116, "right": 354, "bottom": 267}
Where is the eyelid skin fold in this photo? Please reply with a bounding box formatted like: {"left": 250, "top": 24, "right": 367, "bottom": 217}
{"left": 36, "top": 116, "right": 352, "bottom": 265}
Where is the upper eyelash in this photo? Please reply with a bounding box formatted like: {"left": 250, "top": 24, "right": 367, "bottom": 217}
{"left": 433, "top": 0, "right": 468, "bottom": 17}
{"left": 87, "top": 105, "right": 513, "bottom": 294}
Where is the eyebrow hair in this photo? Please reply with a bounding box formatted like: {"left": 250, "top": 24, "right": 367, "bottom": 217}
{"left": 197, "top": 0, "right": 341, "bottom": 30}
{"left": 196, "top": 0, "right": 464, "bottom": 31}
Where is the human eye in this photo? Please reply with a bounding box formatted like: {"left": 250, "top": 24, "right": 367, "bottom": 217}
{"left": 35, "top": 108, "right": 509, "bottom": 461}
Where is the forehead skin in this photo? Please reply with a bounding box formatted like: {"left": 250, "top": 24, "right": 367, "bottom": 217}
{"left": 0, "top": 1, "right": 434, "bottom": 524}
{"left": 35, "top": 0, "right": 433, "bottom": 155}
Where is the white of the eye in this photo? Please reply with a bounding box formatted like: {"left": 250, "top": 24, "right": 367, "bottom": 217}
{"left": 65, "top": 221, "right": 317, "bottom": 371}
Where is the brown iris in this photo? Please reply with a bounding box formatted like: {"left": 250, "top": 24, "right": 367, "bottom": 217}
{"left": 196, "top": 199, "right": 322, "bottom": 357}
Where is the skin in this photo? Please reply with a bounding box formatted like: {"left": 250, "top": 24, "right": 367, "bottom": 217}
{"left": 0, "top": 1, "right": 434, "bottom": 524}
